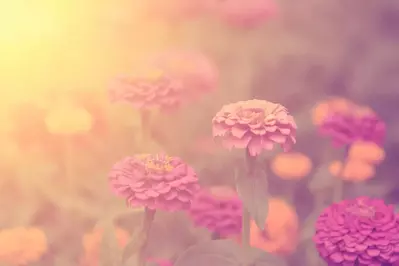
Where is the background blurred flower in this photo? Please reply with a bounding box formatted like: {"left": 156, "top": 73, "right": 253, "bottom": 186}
{"left": 109, "top": 154, "right": 200, "bottom": 211}
{"left": 209, "top": 0, "right": 277, "bottom": 29}
{"left": 109, "top": 66, "right": 187, "bottom": 111}
{"left": 189, "top": 186, "right": 242, "bottom": 238}
{"left": 314, "top": 197, "right": 399, "bottom": 265}
{"left": 329, "top": 159, "right": 375, "bottom": 182}
{"left": 154, "top": 50, "right": 219, "bottom": 100}
{"left": 212, "top": 99, "right": 297, "bottom": 156}
{"left": 270, "top": 152, "right": 312, "bottom": 180}
{"left": 250, "top": 198, "right": 299, "bottom": 255}
{"left": 311, "top": 97, "right": 355, "bottom": 126}
{"left": 319, "top": 112, "right": 386, "bottom": 147}
{"left": 80, "top": 227, "right": 129, "bottom": 266}
{"left": 0, "top": 227, "right": 47, "bottom": 265}
{"left": 45, "top": 104, "right": 93, "bottom": 135}
{"left": 348, "top": 141, "right": 386, "bottom": 165}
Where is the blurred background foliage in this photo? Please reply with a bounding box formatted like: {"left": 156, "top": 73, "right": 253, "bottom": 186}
{"left": 0, "top": 0, "right": 398, "bottom": 265}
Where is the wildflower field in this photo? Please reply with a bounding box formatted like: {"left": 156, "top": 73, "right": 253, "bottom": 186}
{"left": 0, "top": 0, "right": 399, "bottom": 265}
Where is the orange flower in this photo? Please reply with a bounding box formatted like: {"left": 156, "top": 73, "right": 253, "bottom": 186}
{"left": 45, "top": 103, "right": 93, "bottom": 135}
{"left": 348, "top": 141, "right": 385, "bottom": 165}
{"left": 80, "top": 227, "right": 129, "bottom": 266}
{"left": 329, "top": 160, "right": 375, "bottom": 182}
{"left": 270, "top": 152, "right": 312, "bottom": 180}
{"left": 250, "top": 198, "right": 299, "bottom": 255}
{"left": 0, "top": 227, "right": 47, "bottom": 265}
{"left": 311, "top": 97, "right": 354, "bottom": 125}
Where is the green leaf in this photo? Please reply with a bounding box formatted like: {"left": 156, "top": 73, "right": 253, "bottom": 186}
{"left": 120, "top": 229, "right": 142, "bottom": 266}
{"left": 174, "top": 240, "right": 242, "bottom": 266}
{"left": 99, "top": 219, "right": 122, "bottom": 266}
{"left": 235, "top": 168, "right": 269, "bottom": 230}
{"left": 250, "top": 248, "right": 288, "bottom": 266}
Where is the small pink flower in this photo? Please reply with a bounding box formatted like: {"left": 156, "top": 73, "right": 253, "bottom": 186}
{"left": 144, "top": 0, "right": 208, "bottom": 22}
{"left": 212, "top": 99, "right": 297, "bottom": 156}
{"left": 109, "top": 154, "right": 200, "bottom": 211}
{"left": 189, "top": 186, "right": 242, "bottom": 238}
{"left": 209, "top": 0, "right": 277, "bottom": 29}
{"left": 109, "top": 67, "right": 187, "bottom": 111}
{"left": 153, "top": 50, "right": 219, "bottom": 100}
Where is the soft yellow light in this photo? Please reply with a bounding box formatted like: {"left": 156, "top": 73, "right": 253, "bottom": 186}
{"left": 0, "top": 1, "right": 57, "bottom": 45}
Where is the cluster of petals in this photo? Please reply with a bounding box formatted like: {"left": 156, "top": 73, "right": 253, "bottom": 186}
{"left": 314, "top": 197, "right": 399, "bottom": 265}
{"left": 212, "top": 99, "right": 297, "bottom": 156}
{"left": 109, "top": 68, "right": 186, "bottom": 111}
{"left": 109, "top": 51, "right": 218, "bottom": 111}
{"left": 319, "top": 112, "right": 386, "bottom": 147}
{"left": 109, "top": 154, "right": 200, "bottom": 211}
{"left": 188, "top": 186, "right": 242, "bottom": 238}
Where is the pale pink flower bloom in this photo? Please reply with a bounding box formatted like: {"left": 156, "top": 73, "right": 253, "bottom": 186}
{"left": 209, "top": 0, "right": 277, "bottom": 29}
{"left": 153, "top": 50, "right": 219, "bottom": 100}
{"left": 212, "top": 100, "right": 297, "bottom": 156}
{"left": 109, "top": 154, "right": 200, "bottom": 211}
{"left": 109, "top": 67, "right": 188, "bottom": 111}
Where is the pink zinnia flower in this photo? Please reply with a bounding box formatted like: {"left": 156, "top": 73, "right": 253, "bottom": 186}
{"left": 319, "top": 112, "right": 386, "bottom": 147}
{"left": 209, "top": 0, "right": 277, "bottom": 29}
{"left": 109, "top": 154, "right": 200, "bottom": 211}
{"left": 189, "top": 186, "right": 242, "bottom": 238}
{"left": 153, "top": 50, "right": 218, "bottom": 100}
{"left": 314, "top": 197, "right": 399, "bottom": 265}
{"left": 109, "top": 67, "right": 187, "bottom": 111}
{"left": 212, "top": 99, "right": 297, "bottom": 156}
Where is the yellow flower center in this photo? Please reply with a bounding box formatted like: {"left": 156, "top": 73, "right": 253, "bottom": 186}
{"left": 143, "top": 154, "right": 174, "bottom": 172}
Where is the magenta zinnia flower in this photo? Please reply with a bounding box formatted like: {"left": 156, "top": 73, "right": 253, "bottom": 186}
{"left": 314, "top": 197, "right": 399, "bottom": 265}
{"left": 109, "top": 67, "right": 186, "bottom": 111}
{"left": 147, "top": 258, "right": 174, "bottom": 266}
{"left": 109, "top": 154, "right": 200, "bottom": 211}
{"left": 212, "top": 99, "right": 297, "bottom": 156}
{"left": 319, "top": 112, "right": 386, "bottom": 147}
{"left": 189, "top": 186, "right": 242, "bottom": 238}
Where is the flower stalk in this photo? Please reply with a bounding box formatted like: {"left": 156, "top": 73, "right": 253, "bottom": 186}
{"left": 137, "top": 208, "right": 156, "bottom": 266}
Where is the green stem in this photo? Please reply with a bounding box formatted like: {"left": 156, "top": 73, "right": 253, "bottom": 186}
{"left": 137, "top": 208, "right": 156, "bottom": 266}
{"left": 241, "top": 208, "right": 251, "bottom": 248}
{"left": 242, "top": 148, "right": 256, "bottom": 248}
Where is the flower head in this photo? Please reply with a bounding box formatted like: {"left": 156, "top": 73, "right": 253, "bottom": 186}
{"left": 313, "top": 197, "right": 399, "bottom": 265}
{"left": 250, "top": 198, "right": 299, "bottom": 255}
{"left": 212, "top": 100, "right": 297, "bottom": 156}
{"left": 80, "top": 227, "right": 129, "bottom": 266}
{"left": 349, "top": 141, "right": 386, "bottom": 165}
{"left": 270, "top": 152, "right": 312, "bottom": 180}
{"left": 153, "top": 50, "right": 218, "bottom": 98}
{"left": 319, "top": 112, "right": 386, "bottom": 147}
{"left": 209, "top": 0, "right": 277, "bottom": 29}
{"left": 311, "top": 97, "right": 355, "bottom": 126}
{"left": 189, "top": 186, "right": 242, "bottom": 238}
{"left": 45, "top": 104, "right": 93, "bottom": 135}
{"left": 0, "top": 227, "right": 47, "bottom": 265}
{"left": 329, "top": 160, "right": 375, "bottom": 182}
{"left": 109, "top": 154, "right": 200, "bottom": 211}
{"left": 109, "top": 66, "right": 186, "bottom": 111}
